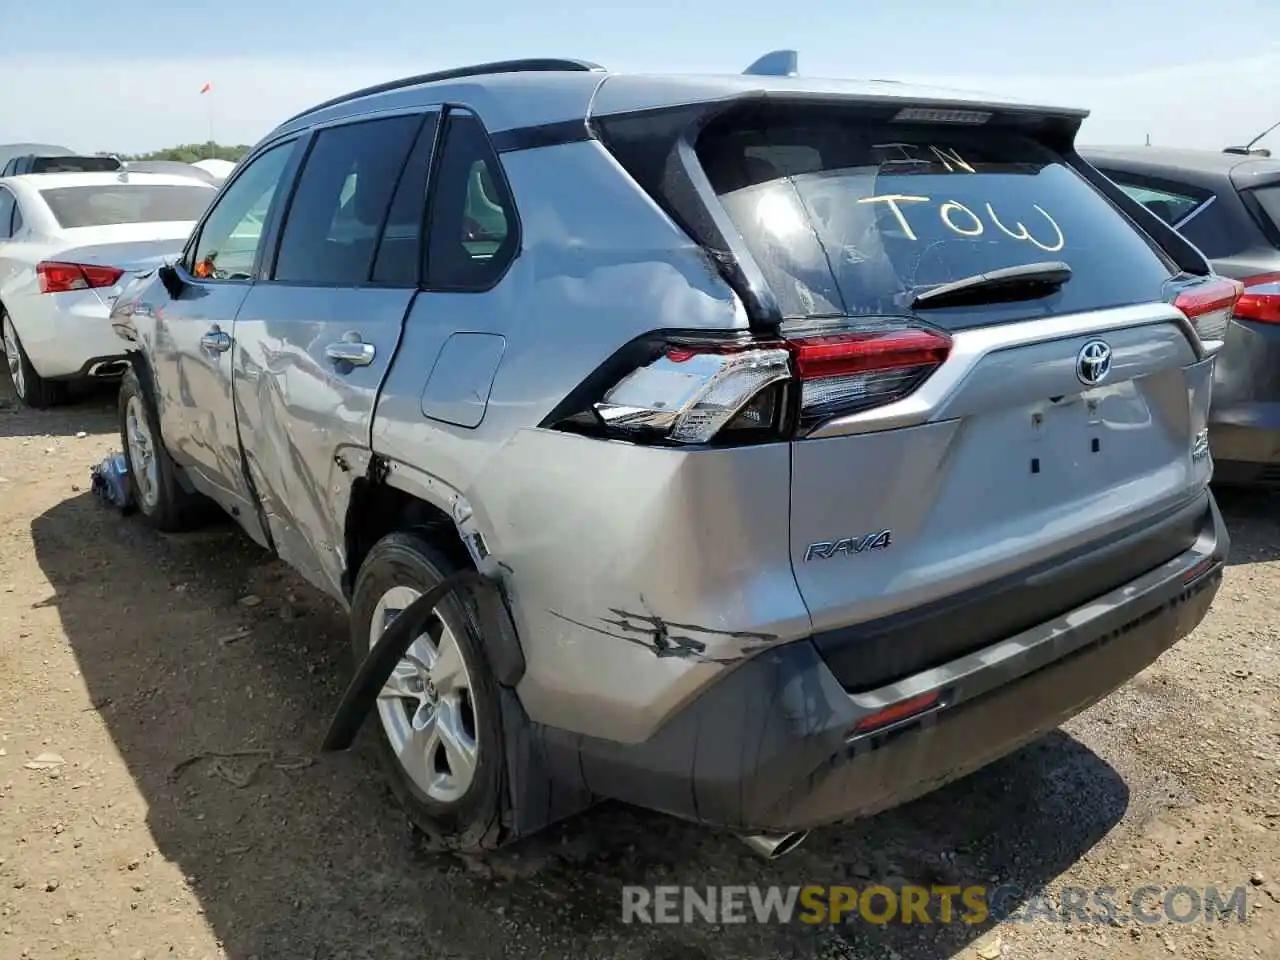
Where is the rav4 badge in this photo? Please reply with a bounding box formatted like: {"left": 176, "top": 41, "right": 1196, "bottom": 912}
{"left": 804, "top": 531, "right": 893, "bottom": 562}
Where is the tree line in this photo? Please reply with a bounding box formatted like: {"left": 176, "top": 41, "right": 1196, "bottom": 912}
{"left": 112, "top": 143, "right": 251, "bottom": 164}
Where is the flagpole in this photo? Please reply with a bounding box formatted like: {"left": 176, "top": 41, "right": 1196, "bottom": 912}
{"left": 200, "top": 82, "right": 214, "bottom": 157}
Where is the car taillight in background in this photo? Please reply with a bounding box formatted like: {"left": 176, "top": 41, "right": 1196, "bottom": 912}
{"left": 1172, "top": 276, "right": 1244, "bottom": 342}
{"left": 36, "top": 260, "right": 125, "bottom": 294}
{"left": 581, "top": 323, "right": 952, "bottom": 445}
{"left": 1234, "top": 273, "right": 1280, "bottom": 325}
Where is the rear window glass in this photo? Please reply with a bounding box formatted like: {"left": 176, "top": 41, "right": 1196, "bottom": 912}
{"left": 30, "top": 156, "right": 121, "bottom": 174}
{"left": 39, "top": 184, "right": 214, "bottom": 228}
{"left": 698, "top": 115, "right": 1176, "bottom": 327}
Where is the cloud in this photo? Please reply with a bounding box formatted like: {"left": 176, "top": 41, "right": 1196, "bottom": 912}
{"left": 2, "top": 50, "right": 1277, "bottom": 154}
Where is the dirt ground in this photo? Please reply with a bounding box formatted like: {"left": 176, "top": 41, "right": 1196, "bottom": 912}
{"left": 0, "top": 376, "right": 1277, "bottom": 960}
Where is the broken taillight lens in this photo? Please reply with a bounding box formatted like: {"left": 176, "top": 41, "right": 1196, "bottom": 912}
{"left": 594, "top": 344, "right": 792, "bottom": 444}
{"left": 580, "top": 321, "right": 951, "bottom": 445}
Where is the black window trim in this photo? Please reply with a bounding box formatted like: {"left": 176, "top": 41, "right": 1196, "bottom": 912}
{"left": 420, "top": 102, "right": 523, "bottom": 294}
{"left": 177, "top": 134, "right": 307, "bottom": 286}
{"left": 262, "top": 106, "right": 441, "bottom": 290}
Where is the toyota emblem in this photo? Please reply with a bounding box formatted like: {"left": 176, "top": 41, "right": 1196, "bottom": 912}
{"left": 1076, "top": 339, "right": 1112, "bottom": 386}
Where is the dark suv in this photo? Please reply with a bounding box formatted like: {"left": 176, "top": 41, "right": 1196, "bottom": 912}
{"left": 0, "top": 153, "right": 122, "bottom": 177}
{"left": 1085, "top": 146, "right": 1280, "bottom": 486}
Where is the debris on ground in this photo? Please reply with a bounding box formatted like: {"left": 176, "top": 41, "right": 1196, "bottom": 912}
{"left": 168, "top": 749, "right": 313, "bottom": 788}
{"left": 23, "top": 752, "right": 65, "bottom": 771}
{"left": 89, "top": 453, "right": 133, "bottom": 512}
{"left": 217, "top": 627, "right": 252, "bottom": 646}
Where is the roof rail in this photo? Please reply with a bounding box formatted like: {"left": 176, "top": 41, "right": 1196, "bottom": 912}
{"left": 282, "top": 58, "right": 606, "bottom": 126}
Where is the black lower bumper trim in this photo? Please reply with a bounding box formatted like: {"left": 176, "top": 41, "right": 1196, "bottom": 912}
{"left": 812, "top": 495, "right": 1208, "bottom": 692}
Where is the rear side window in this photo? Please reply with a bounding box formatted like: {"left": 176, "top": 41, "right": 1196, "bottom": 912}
{"left": 38, "top": 184, "right": 214, "bottom": 228}
{"left": 424, "top": 110, "right": 517, "bottom": 290}
{"left": 1251, "top": 185, "right": 1280, "bottom": 236}
{"left": 273, "top": 114, "right": 422, "bottom": 285}
{"left": 1110, "top": 181, "right": 1206, "bottom": 225}
{"left": 0, "top": 189, "right": 14, "bottom": 240}
{"left": 698, "top": 113, "right": 1176, "bottom": 327}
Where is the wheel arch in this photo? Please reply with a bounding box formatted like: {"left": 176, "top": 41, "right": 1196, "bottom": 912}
{"left": 342, "top": 467, "right": 474, "bottom": 601}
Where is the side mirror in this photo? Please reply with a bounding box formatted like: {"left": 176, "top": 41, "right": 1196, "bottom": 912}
{"left": 158, "top": 262, "right": 188, "bottom": 300}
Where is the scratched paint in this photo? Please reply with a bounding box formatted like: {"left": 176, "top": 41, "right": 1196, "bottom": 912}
{"left": 549, "top": 608, "right": 777, "bottom": 665}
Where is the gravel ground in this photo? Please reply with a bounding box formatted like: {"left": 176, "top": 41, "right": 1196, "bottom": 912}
{"left": 0, "top": 378, "right": 1276, "bottom": 960}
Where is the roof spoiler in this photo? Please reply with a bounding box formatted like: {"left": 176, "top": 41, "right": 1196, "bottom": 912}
{"left": 743, "top": 50, "right": 798, "bottom": 77}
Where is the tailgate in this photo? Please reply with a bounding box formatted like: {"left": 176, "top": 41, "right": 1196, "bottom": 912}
{"left": 791, "top": 304, "right": 1213, "bottom": 689}
{"left": 686, "top": 103, "right": 1217, "bottom": 690}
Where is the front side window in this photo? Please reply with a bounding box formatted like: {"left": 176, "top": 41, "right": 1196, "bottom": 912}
{"left": 189, "top": 141, "right": 296, "bottom": 281}
{"left": 273, "top": 114, "right": 422, "bottom": 285}
{"left": 425, "top": 110, "right": 518, "bottom": 290}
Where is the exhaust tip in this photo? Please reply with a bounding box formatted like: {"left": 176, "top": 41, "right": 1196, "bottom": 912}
{"left": 740, "top": 830, "right": 809, "bottom": 861}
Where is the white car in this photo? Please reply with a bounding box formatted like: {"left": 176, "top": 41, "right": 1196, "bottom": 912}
{"left": 0, "top": 170, "right": 216, "bottom": 407}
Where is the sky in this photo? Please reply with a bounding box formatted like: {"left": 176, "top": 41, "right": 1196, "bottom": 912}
{"left": 2, "top": 0, "right": 1278, "bottom": 155}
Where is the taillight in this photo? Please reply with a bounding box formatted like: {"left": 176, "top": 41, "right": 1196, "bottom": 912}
{"left": 1172, "top": 275, "right": 1244, "bottom": 341}
{"left": 788, "top": 326, "right": 952, "bottom": 429}
{"left": 36, "top": 261, "right": 125, "bottom": 294}
{"left": 1234, "top": 273, "right": 1280, "bottom": 325}
{"left": 593, "top": 343, "right": 792, "bottom": 444}
{"left": 582, "top": 322, "right": 951, "bottom": 445}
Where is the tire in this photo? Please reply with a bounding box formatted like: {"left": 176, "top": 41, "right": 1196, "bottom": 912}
{"left": 118, "top": 366, "right": 205, "bottom": 531}
{"left": 2, "top": 307, "right": 67, "bottom": 409}
{"left": 350, "top": 532, "right": 507, "bottom": 851}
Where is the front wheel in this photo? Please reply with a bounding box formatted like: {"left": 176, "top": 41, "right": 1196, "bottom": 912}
{"left": 118, "top": 367, "right": 205, "bottom": 531}
{"left": 350, "top": 532, "right": 507, "bottom": 851}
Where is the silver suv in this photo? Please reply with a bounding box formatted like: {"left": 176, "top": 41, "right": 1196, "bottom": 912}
{"left": 110, "top": 54, "right": 1232, "bottom": 858}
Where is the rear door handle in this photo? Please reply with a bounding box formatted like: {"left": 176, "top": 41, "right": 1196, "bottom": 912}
{"left": 200, "top": 326, "right": 232, "bottom": 354}
{"left": 325, "top": 336, "right": 375, "bottom": 367}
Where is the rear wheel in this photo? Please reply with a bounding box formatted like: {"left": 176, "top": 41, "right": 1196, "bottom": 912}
{"left": 118, "top": 367, "right": 206, "bottom": 531}
{"left": 2, "top": 309, "right": 66, "bottom": 409}
{"left": 350, "top": 532, "right": 506, "bottom": 852}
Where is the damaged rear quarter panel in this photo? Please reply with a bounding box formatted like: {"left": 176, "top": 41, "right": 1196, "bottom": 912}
{"left": 465, "top": 428, "right": 812, "bottom": 744}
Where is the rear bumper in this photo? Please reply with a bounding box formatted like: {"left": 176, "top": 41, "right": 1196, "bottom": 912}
{"left": 537, "top": 491, "right": 1227, "bottom": 833}
{"left": 16, "top": 291, "right": 126, "bottom": 379}
{"left": 1209, "top": 406, "right": 1280, "bottom": 484}
{"left": 1208, "top": 318, "right": 1280, "bottom": 484}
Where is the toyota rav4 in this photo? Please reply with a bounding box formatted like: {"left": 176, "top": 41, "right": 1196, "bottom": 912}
{"left": 108, "top": 53, "right": 1231, "bottom": 858}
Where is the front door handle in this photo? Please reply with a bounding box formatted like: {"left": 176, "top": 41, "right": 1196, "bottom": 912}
{"left": 325, "top": 334, "right": 375, "bottom": 367}
{"left": 200, "top": 326, "right": 232, "bottom": 354}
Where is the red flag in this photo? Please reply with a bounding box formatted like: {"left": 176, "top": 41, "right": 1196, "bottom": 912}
{"left": 199, "top": 81, "right": 212, "bottom": 95}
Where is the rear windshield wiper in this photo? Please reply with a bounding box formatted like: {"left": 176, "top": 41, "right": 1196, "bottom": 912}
{"left": 910, "top": 261, "right": 1072, "bottom": 310}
